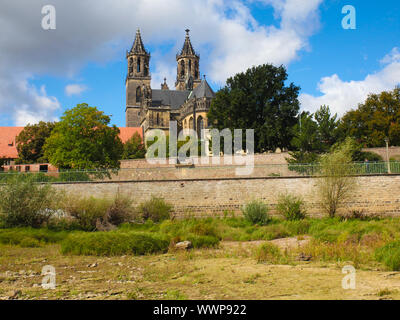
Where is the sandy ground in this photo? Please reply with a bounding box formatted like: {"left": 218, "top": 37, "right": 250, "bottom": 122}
{"left": 0, "top": 240, "right": 399, "bottom": 300}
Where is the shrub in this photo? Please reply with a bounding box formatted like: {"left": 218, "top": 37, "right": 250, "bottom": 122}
{"left": 105, "top": 194, "right": 135, "bottom": 226}
{"left": 61, "top": 194, "right": 134, "bottom": 231}
{"left": 255, "top": 243, "right": 283, "bottom": 264}
{"left": 138, "top": 197, "right": 172, "bottom": 223}
{"left": 0, "top": 175, "right": 60, "bottom": 228}
{"left": 62, "top": 196, "right": 111, "bottom": 231}
{"left": 276, "top": 194, "right": 307, "bottom": 221}
{"left": 19, "top": 238, "right": 42, "bottom": 248}
{"left": 186, "top": 234, "right": 220, "bottom": 248}
{"left": 0, "top": 228, "right": 68, "bottom": 246}
{"left": 375, "top": 241, "right": 400, "bottom": 271}
{"left": 61, "top": 231, "right": 169, "bottom": 256}
{"left": 242, "top": 200, "right": 270, "bottom": 225}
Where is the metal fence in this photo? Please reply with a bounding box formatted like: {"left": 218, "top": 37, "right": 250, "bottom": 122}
{"left": 0, "top": 161, "right": 399, "bottom": 183}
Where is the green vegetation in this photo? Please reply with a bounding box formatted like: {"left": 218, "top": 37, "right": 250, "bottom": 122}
{"left": 375, "top": 242, "right": 400, "bottom": 271}
{"left": 43, "top": 103, "right": 123, "bottom": 170}
{"left": 317, "top": 138, "right": 358, "bottom": 217}
{"left": 61, "top": 231, "right": 169, "bottom": 256}
{"left": 0, "top": 175, "right": 60, "bottom": 228}
{"left": 122, "top": 132, "right": 146, "bottom": 160}
{"left": 276, "top": 194, "right": 306, "bottom": 221}
{"left": 255, "top": 242, "right": 285, "bottom": 264}
{"left": 15, "top": 121, "right": 55, "bottom": 164}
{"left": 241, "top": 200, "right": 270, "bottom": 225}
{"left": 138, "top": 196, "right": 172, "bottom": 223}
{"left": 208, "top": 64, "right": 300, "bottom": 153}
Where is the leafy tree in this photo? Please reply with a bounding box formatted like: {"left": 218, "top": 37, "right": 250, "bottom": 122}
{"left": 340, "top": 87, "right": 400, "bottom": 147}
{"left": 0, "top": 158, "right": 6, "bottom": 171}
{"left": 207, "top": 64, "right": 300, "bottom": 152}
{"left": 122, "top": 132, "right": 146, "bottom": 159}
{"left": 43, "top": 104, "right": 123, "bottom": 170}
{"left": 314, "top": 105, "right": 339, "bottom": 150}
{"left": 16, "top": 121, "right": 55, "bottom": 164}
{"left": 316, "top": 137, "right": 358, "bottom": 217}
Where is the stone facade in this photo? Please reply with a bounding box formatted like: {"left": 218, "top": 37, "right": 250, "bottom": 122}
{"left": 54, "top": 175, "right": 400, "bottom": 218}
{"left": 125, "top": 29, "right": 215, "bottom": 137}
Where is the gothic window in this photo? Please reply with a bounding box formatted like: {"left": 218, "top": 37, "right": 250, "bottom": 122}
{"left": 137, "top": 57, "right": 141, "bottom": 73}
{"left": 197, "top": 116, "right": 204, "bottom": 139}
{"left": 189, "top": 60, "right": 192, "bottom": 73}
{"left": 136, "top": 86, "right": 142, "bottom": 103}
{"left": 144, "top": 59, "right": 149, "bottom": 76}
{"left": 156, "top": 113, "right": 160, "bottom": 126}
{"left": 129, "top": 58, "right": 133, "bottom": 75}
{"left": 195, "top": 61, "right": 199, "bottom": 79}
{"left": 189, "top": 116, "right": 194, "bottom": 129}
{"left": 180, "top": 60, "right": 185, "bottom": 77}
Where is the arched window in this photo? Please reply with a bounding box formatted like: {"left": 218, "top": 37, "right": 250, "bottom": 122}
{"left": 180, "top": 60, "right": 185, "bottom": 77}
{"left": 136, "top": 86, "right": 142, "bottom": 103}
{"left": 144, "top": 59, "right": 149, "bottom": 76}
{"left": 189, "top": 117, "right": 194, "bottom": 129}
{"left": 137, "top": 57, "right": 141, "bottom": 73}
{"left": 189, "top": 60, "right": 192, "bottom": 73}
{"left": 195, "top": 61, "right": 199, "bottom": 79}
{"left": 197, "top": 116, "right": 204, "bottom": 139}
{"left": 156, "top": 113, "right": 160, "bottom": 126}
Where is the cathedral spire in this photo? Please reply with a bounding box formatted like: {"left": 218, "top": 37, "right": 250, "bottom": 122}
{"left": 131, "top": 29, "right": 148, "bottom": 54}
{"left": 179, "top": 29, "right": 198, "bottom": 57}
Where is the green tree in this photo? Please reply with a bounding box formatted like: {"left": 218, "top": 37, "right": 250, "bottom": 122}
{"left": 314, "top": 105, "right": 339, "bottom": 151}
{"left": 207, "top": 64, "right": 300, "bottom": 152}
{"left": 122, "top": 132, "right": 146, "bottom": 159}
{"left": 43, "top": 104, "right": 123, "bottom": 170}
{"left": 340, "top": 87, "right": 400, "bottom": 147}
{"left": 16, "top": 121, "right": 55, "bottom": 164}
{"left": 316, "top": 137, "right": 358, "bottom": 217}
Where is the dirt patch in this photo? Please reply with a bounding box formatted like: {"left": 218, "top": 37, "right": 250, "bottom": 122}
{"left": 270, "top": 236, "right": 311, "bottom": 250}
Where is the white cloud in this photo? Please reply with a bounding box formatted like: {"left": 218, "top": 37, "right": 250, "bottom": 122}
{"left": 0, "top": 0, "right": 323, "bottom": 125}
{"left": 300, "top": 47, "right": 400, "bottom": 116}
{"left": 65, "top": 84, "right": 87, "bottom": 97}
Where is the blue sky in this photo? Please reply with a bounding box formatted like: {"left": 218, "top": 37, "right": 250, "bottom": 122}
{"left": 0, "top": 0, "right": 399, "bottom": 127}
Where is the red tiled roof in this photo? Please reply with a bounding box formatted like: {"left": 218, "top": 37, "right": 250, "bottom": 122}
{"left": 0, "top": 127, "right": 143, "bottom": 160}
{"left": 0, "top": 127, "right": 24, "bottom": 159}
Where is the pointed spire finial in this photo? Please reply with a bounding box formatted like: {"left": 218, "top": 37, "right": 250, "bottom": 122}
{"left": 185, "top": 29, "right": 190, "bottom": 36}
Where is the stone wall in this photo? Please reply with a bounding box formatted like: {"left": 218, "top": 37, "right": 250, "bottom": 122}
{"left": 53, "top": 174, "right": 400, "bottom": 218}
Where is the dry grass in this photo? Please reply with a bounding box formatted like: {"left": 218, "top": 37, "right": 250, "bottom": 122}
{"left": 1, "top": 241, "right": 400, "bottom": 300}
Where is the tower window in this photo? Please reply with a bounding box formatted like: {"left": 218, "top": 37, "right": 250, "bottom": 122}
{"left": 136, "top": 86, "right": 142, "bottom": 103}
{"left": 189, "top": 60, "right": 192, "bottom": 73}
{"left": 180, "top": 60, "right": 185, "bottom": 77}
{"left": 137, "top": 57, "right": 141, "bottom": 73}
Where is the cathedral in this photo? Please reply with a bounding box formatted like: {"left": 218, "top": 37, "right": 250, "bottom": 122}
{"left": 125, "top": 29, "right": 215, "bottom": 138}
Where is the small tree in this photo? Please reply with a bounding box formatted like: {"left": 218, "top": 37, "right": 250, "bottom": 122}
{"left": 0, "top": 175, "right": 59, "bottom": 228}
{"left": 316, "top": 137, "right": 357, "bottom": 217}
{"left": 43, "top": 103, "right": 123, "bottom": 170}
{"left": 122, "top": 132, "right": 146, "bottom": 160}
{"left": 16, "top": 121, "right": 55, "bottom": 164}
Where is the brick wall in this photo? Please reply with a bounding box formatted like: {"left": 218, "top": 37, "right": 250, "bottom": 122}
{"left": 53, "top": 174, "right": 400, "bottom": 218}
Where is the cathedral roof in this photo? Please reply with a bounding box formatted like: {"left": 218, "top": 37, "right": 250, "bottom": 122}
{"left": 130, "top": 29, "right": 149, "bottom": 55}
{"left": 190, "top": 79, "right": 215, "bottom": 99}
{"left": 151, "top": 89, "right": 190, "bottom": 110}
{"left": 178, "top": 29, "right": 198, "bottom": 57}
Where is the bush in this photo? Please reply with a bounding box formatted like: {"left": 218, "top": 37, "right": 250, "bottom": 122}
{"left": 277, "top": 194, "right": 307, "bottom": 221}
{"left": 0, "top": 228, "right": 68, "bottom": 246}
{"left": 255, "top": 243, "right": 283, "bottom": 264}
{"left": 138, "top": 197, "right": 172, "bottom": 223}
{"left": 375, "top": 242, "right": 400, "bottom": 271}
{"left": 242, "top": 200, "right": 270, "bottom": 225}
{"left": 61, "top": 194, "right": 134, "bottom": 231}
{"left": 62, "top": 196, "right": 111, "bottom": 231}
{"left": 0, "top": 175, "right": 60, "bottom": 228}
{"left": 61, "top": 231, "right": 169, "bottom": 256}
{"left": 186, "top": 234, "right": 220, "bottom": 248}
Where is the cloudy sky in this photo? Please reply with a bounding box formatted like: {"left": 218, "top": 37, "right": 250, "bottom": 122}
{"left": 0, "top": 0, "right": 399, "bottom": 127}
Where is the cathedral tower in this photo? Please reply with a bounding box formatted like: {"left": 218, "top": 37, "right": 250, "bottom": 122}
{"left": 126, "top": 29, "right": 151, "bottom": 127}
{"left": 175, "top": 29, "right": 201, "bottom": 91}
